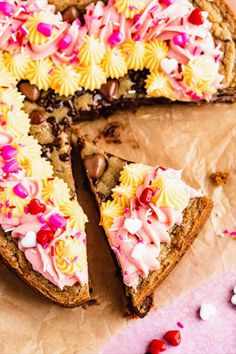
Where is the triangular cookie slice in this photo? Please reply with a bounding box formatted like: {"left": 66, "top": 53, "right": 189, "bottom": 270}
{"left": 79, "top": 138, "right": 213, "bottom": 317}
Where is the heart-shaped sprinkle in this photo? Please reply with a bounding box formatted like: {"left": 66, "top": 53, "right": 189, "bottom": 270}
{"left": 233, "top": 285, "right": 236, "bottom": 294}
{"left": 231, "top": 295, "right": 236, "bottom": 306}
{"left": 188, "top": 8, "right": 204, "bottom": 26}
{"left": 28, "top": 198, "right": 46, "bottom": 215}
{"left": 58, "top": 33, "right": 73, "bottom": 50}
{"left": 36, "top": 230, "right": 54, "bottom": 245}
{"left": 124, "top": 218, "right": 142, "bottom": 235}
{"left": 37, "top": 23, "right": 53, "bottom": 37}
{"left": 199, "top": 303, "right": 217, "bottom": 321}
{"left": 13, "top": 183, "right": 29, "bottom": 199}
{"left": 131, "top": 243, "right": 145, "bottom": 260}
{"left": 173, "top": 33, "right": 189, "bottom": 48}
{"left": 164, "top": 330, "right": 181, "bottom": 346}
{"left": 109, "top": 31, "right": 125, "bottom": 46}
{"left": 148, "top": 339, "right": 167, "bottom": 353}
{"left": 21, "top": 231, "right": 37, "bottom": 248}
{"left": 161, "top": 58, "right": 178, "bottom": 74}
{"left": 0, "top": 1, "right": 14, "bottom": 16}
{"left": 139, "top": 187, "right": 154, "bottom": 205}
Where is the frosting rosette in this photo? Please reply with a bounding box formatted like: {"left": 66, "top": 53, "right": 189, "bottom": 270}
{"left": 3, "top": 51, "right": 31, "bottom": 81}
{"left": 0, "top": 68, "right": 17, "bottom": 87}
{"left": 112, "top": 184, "right": 136, "bottom": 207}
{"left": 102, "top": 48, "right": 127, "bottom": 79}
{"left": 121, "top": 41, "right": 146, "bottom": 71}
{"left": 0, "top": 87, "right": 25, "bottom": 114}
{"left": 119, "top": 163, "right": 149, "bottom": 189}
{"left": 59, "top": 199, "right": 88, "bottom": 232}
{"left": 145, "top": 72, "right": 176, "bottom": 100}
{"left": 78, "top": 35, "right": 106, "bottom": 66}
{"left": 0, "top": 185, "right": 30, "bottom": 217}
{"left": 1, "top": 110, "right": 30, "bottom": 138}
{"left": 42, "top": 177, "right": 71, "bottom": 207}
{"left": 25, "top": 11, "right": 62, "bottom": 45}
{"left": 77, "top": 64, "right": 106, "bottom": 91}
{"left": 145, "top": 40, "right": 169, "bottom": 72}
{"left": 55, "top": 236, "right": 87, "bottom": 274}
{"left": 26, "top": 58, "right": 54, "bottom": 91}
{"left": 25, "top": 157, "right": 53, "bottom": 179}
{"left": 100, "top": 199, "right": 124, "bottom": 230}
{"left": 51, "top": 64, "right": 81, "bottom": 96}
{"left": 114, "top": 0, "right": 145, "bottom": 19}
{"left": 14, "top": 135, "right": 42, "bottom": 166}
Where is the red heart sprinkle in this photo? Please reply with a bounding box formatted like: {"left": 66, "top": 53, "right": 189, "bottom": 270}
{"left": 36, "top": 230, "right": 54, "bottom": 245}
{"left": 28, "top": 198, "right": 46, "bottom": 215}
{"left": 164, "top": 330, "right": 181, "bottom": 346}
{"left": 139, "top": 187, "right": 154, "bottom": 205}
{"left": 188, "top": 8, "right": 204, "bottom": 26}
{"left": 148, "top": 339, "right": 167, "bottom": 354}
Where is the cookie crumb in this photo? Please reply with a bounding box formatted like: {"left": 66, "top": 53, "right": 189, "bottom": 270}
{"left": 210, "top": 172, "right": 228, "bottom": 186}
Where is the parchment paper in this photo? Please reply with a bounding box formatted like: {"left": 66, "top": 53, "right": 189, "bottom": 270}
{"left": 0, "top": 101, "right": 235, "bottom": 354}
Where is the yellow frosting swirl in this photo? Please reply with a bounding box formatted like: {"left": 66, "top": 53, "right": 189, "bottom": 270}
{"left": 0, "top": 186, "right": 30, "bottom": 217}
{"left": 55, "top": 236, "right": 87, "bottom": 274}
{"left": 0, "top": 51, "right": 4, "bottom": 69}
{"left": 0, "top": 87, "right": 24, "bottom": 114}
{"left": 3, "top": 51, "right": 31, "bottom": 81}
{"left": 77, "top": 64, "right": 106, "bottom": 91}
{"left": 14, "top": 135, "right": 42, "bottom": 167}
{"left": 0, "top": 68, "right": 17, "bottom": 87}
{"left": 145, "top": 72, "right": 176, "bottom": 100}
{"left": 100, "top": 199, "right": 125, "bottom": 231}
{"left": 2, "top": 110, "right": 30, "bottom": 138}
{"left": 42, "top": 177, "right": 71, "bottom": 207}
{"left": 26, "top": 58, "right": 54, "bottom": 91}
{"left": 102, "top": 48, "right": 127, "bottom": 79}
{"left": 25, "top": 157, "right": 53, "bottom": 180}
{"left": 114, "top": 0, "right": 145, "bottom": 19}
{"left": 51, "top": 64, "right": 81, "bottom": 97}
{"left": 25, "top": 11, "right": 62, "bottom": 45}
{"left": 182, "top": 56, "right": 218, "bottom": 95}
{"left": 151, "top": 173, "right": 190, "bottom": 210}
{"left": 121, "top": 40, "right": 146, "bottom": 71}
{"left": 79, "top": 35, "right": 105, "bottom": 66}
{"left": 119, "top": 163, "right": 150, "bottom": 189}
{"left": 112, "top": 184, "right": 136, "bottom": 207}
{"left": 145, "top": 40, "right": 169, "bottom": 72}
{"left": 59, "top": 199, "right": 88, "bottom": 232}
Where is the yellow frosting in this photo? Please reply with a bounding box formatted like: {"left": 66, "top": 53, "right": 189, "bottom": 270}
{"left": 14, "top": 135, "right": 42, "bottom": 167}
{"left": 0, "top": 67, "right": 17, "bottom": 87}
{"left": 114, "top": 0, "right": 145, "bottom": 19}
{"left": 145, "top": 40, "right": 169, "bottom": 72}
{"left": 121, "top": 40, "right": 146, "bottom": 71}
{"left": 0, "top": 87, "right": 25, "bottom": 114}
{"left": 3, "top": 51, "right": 31, "bottom": 81}
{"left": 25, "top": 157, "right": 53, "bottom": 180}
{"left": 100, "top": 199, "right": 124, "bottom": 231}
{"left": 145, "top": 71, "right": 176, "bottom": 100}
{"left": 102, "top": 48, "right": 127, "bottom": 79}
{"left": 42, "top": 177, "right": 71, "bottom": 207}
{"left": 119, "top": 163, "right": 150, "bottom": 189}
{"left": 151, "top": 174, "right": 190, "bottom": 210}
{"left": 26, "top": 58, "right": 54, "bottom": 91}
{"left": 183, "top": 56, "right": 218, "bottom": 95}
{"left": 59, "top": 199, "right": 88, "bottom": 232}
{"left": 25, "top": 11, "right": 62, "bottom": 45}
{"left": 55, "top": 236, "right": 87, "bottom": 274}
{"left": 0, "top": 51, "right": 4, "bottom": 69}
{"left": 51, "top": 64, "right": 81, "bottom": 97}
{"left": 77, "top": 64, "right": 106, "bottom": 91}
{"left": 0, "top": 186, "right": 30, "bottom": 217}
{"left": 2, "top": 110, "right": 30, "bottom": 138}
{"left": 112, "top": 184, "right": 136, "bottom": 207}
{"left": 79, "top": 35, "right": 105, "bottom": 66}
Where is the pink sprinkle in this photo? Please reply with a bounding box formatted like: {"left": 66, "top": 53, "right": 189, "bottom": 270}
{"left": 223, "top": 229, "right": 229, "bottom": 234}
{"left": 0, "top": 1, "right": 14, "bottom": 16}
{"left": 129, "top": 5, "right": 138, "bottom": 11}
{"left": 0, "top": 202, "right": 3, "bottom": 208}
{"left": 69, "top": 56, "right": 78, "bottom": 64}
{"left": 149, "top": 5, "right": 159, "bottom": 14}
{"left": 173, "top": 33, "right": 189, "bottom": 48}
{"left": 75, "top": 232, "right": 81, "bottom": 238}
{"left": 48, "top": 198, "right": 54, "bottom": 205}
{"left": 18, "top": 25, "right": 28, "bottom": 35}
{"left": 51, "top": 246, "right": 54, "bottom": 256}
{"left": 119, "top": 235, "right": 123, "bottom": 240}
{"left": 1, "top": 121, "right": 6, "bottom": 126}
{"left": 7, "top": 211, "right": 12, "bottom": 219}
{"left": 5, "top": 200, "right": 9, "bottom": 207}
{"left": 37, "top": 23, "right": 53, "bottom": 37}
{"left": 40, "top": 224, "right": 50, "bottom": 231}
{"left": 177, "top": 321, "right": 184, "bottom": 328}
{"left": 63, "top": 257, "right": 70, "bottom": 265}
{"left": 109, "top": 30, "right": 125, "bottom": 46}
{"left": 83, "top": 239, "right": 87, "bottom": 245}
{"left": 72, "top": 255, "right": 79, "bottom": 263}
{"left": 13, "top": 183, "right": 29, "bottom": 199}
{"left": 124, "top": 271, "right": 128, "bottom": 275}
{"left": 2, "top": 145, "right": 17, "bottom": 160}
{"left": 3, "top": 159, "right": 19, "bottom": 174}
{"left": 48, "top": 68, "right": 54, "bottom": 75}
{"left": 215, "top": 54, "right": 221, "bottom": 63}
{"left": 24, "top": 206, "right": 29, "bottom": 214}
{"left": 42, "top": 242, "right": 49, "bottom": 249}
{"left": 58, "top": 33, "right": 73, "bottom": 50}
{"left": 49, "top": 213, "right": 67, "bottom": 229}
{"left": 193, "top": 46, "right": 199, "bottom": 56}
{"left": 135, "top": 35, "right": 141, "bottom": 42}
{"left": 230, "top": 231, "right": 236, "bottom": 236}
{"left": 38, "top": 214, "right": 45, "bottom": 224}
{"left": 135, "top": 23, "right": 141, "bottom": 30}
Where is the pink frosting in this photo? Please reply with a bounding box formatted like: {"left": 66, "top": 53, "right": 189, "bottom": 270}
{"left": 0, "top": 0, "right": 223, "bottom": 100}
{"left": 107, "top": 167, "right": 202, "bottom": 288}
{"left": 0, "top": 127, "right": 88, "bottom": 288}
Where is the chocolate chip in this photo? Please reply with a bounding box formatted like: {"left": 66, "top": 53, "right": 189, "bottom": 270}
{"left": 53, "top": 137, "right": 62, "bottom": 147}
{"left": 100, "top": 79, "right": 119, "bottom": 102}
{"left": 84, "top": 154, "right": 106, "bottom": 179}
{"left": 59, "top": 153, "right": 70, "bottom": 162}
{"left": 62, "top": 6, "right": 80, "bottom": 23}
{"left": 29, "top": 110, "right": 46, "bottom": 125}
{"left": 19, "top": 82, "right": 40, "bottom": 101}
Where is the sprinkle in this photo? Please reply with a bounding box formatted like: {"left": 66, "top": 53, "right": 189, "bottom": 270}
{"left": 223, "top": 229, "right": 229, "bottom": 234}
{"left": 69, "top": 56, "right": 78, "bottom": 64}
{"left": 177, "top": 321, "right": 184, "bottom": 328}
{"left": 129, "top": 5, "right": 139, "bottom": 11}
{"left": 230, "top": 294, "right": 236, "bottom": 306}
{"left": 119, "top": 235, "right": 123, "bottom": 240}
{"left": 63, "top": 257, "right": 70, "bottom": 265}
{"left": 83, "top": 238, "right": 87, "bottom": 245}
{"left": 38, "top": 214, "right": 45, "bottom": 224}
{"left": 215, "top": 211, "right": 222, "bottom": 217}
{"left": 75, "top": 232, "right": 81, "bottom": 238}
{"left": 51, "top": 246, "right": 54, "bottom": 256}
{"left": 124, "top": 271, "right": 128, "bottom": 275}
{"left": 1, "top": 121, "right": 7, "bottom": 126}
{"left": 149, "top": 5, "right": 159, "bottom": 14}
{"left": 230, "top": 231, "right": 236, "bottom": 236}
{"left": 72, "top": 255, "right": 79, "bottom": 263}
{"left": 9, "top": 205, "right": 16, "bottom": 209}
{"left": 48, "top": 198, "right": 55, "bottom": 205}
{"left": 216, "top": 229, "right": 224, "bottom": 238}
{"left": 135, "top": 35, "right": 141, "bottom": 42}
{"left": 128, "top": 90, "right": 136, "bottom": 95}
{"left": 5, "top": 200, "right": 10, "bottom": 207}
{"left": 99, "top": 24, "right": 106, "bottom": 29}
{"left": 7, "top": 211, "right": 12, "bottom": 219}
{"left": 48, "top": 68, "right": 54, "bottom": 75}
{"left": 47, "top": 178, "right": 54, "bottom": 181}
{"left": 42, "top": 242, "right": 49, "bottom": 249}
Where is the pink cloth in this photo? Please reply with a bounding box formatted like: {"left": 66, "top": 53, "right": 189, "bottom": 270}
{"left": 101, "top": 269, "right": 236, "bottom": 354}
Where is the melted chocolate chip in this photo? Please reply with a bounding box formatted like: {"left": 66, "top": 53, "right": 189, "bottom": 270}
{"left": 62, "top": 6, "right": 80, "bottom": 23}
{"left": 100, "top": 79, "right": 119, "bottom": 102}
{"left": 19, "top": 82, "right": 40, "bottom": 101}
{"left": 59, "top": 153, "right": 70, "bottom": 162}
{"left": 29, "top": 110, "right": 46, "bottom": 125}
{"left": 84, "top": 154, "right": 106, "bottom": 179}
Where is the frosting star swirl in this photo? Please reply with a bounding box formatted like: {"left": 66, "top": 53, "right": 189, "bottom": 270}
{"left": 55, "top": 236, "right": 87, "bottom": 274}
{"left": 0, "top": 87, "right": 25, "bottom": 114}
{"left": 26, "top": 58, "right": 54, "bottom": 91}
{"left": 145, "top": 40, "right": 169, "bottom": 72}
{"left": 51, "top": 64, "right": 81, "bottom": 96}
{"left": 2, "top": 110, "right": 30, "bottom": 138}
{"left": 14, "top": 135, "right": 42, "bottom": 167}
{"left": 59, "top": 199, "right": 88, "bottom": 232}
{"left": 102, "top": 48, "right": 127, "bottom": 79}
{"left": 25, "top": 157, "right": 53, "bottom": 180}
{"left": 121, "top": 40, "right": 146, "bottom": 71}
{"left": 0, "top": 68, "right": 17, "bottom": 87}
{"left": 145, "top": 72, "right": 176, "bottom": 100}
{"left": 119, "top": 163, "right": 149, "bottom": 189}
{"left": 114, "top": 0, "right": 145, "bottom": 19}
{"left": 112, "top": 184, "right": 136, "bottom": 207}
{"left": 42, "top": 177, "right": 71, "bottom": 207}
{"left": 4, "top": 51, "right": 31, "bottom": 81}
{"left": 77, "top": 64, "right": 106, "bottom": 91}
{"left": 100, "top": 199, "right": 124, "bottom": 230}
{"left": 0, "top": 185, "right": 30, "bottom": 217}
{"left": 78, "top": 35, "right": 106, "bottom": 66}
